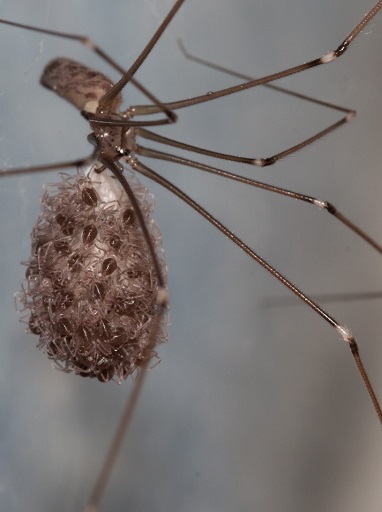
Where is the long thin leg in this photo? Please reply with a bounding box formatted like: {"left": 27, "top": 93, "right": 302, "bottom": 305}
{"left": 136, "top": 145, "right": 382, "bottom": 256}
{"left": 131, "top": 1, "right": 382, "bottom": 115}
{"left": 84, "top": 297, "right": 168, "bottom": 512}
{"left": 130, "top": 155, "right": 382, "bottom": 426}
{"left": 136, "top": 112, "right": 352, "bottom": 166}
{"left": 99, "top": 0, "right": 185, "bottom": 111}
{"left": 176, "top": 38, "right": 354, "bottom": 113}
{"left": 0, "top": 153, "right": 95, "bottom": 177}
{"left": 86, "top": 113, "right": 176, "bottom": 129}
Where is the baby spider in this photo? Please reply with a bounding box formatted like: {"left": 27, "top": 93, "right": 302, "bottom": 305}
{"left": 0, "top": 1, "right": 382, "bottom": 512}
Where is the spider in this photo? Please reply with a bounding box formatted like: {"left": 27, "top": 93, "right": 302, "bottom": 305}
{"left": 0, "top": 1, "right": 382, "bottom": 511}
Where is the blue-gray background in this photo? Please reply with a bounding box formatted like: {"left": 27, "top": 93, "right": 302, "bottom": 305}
{"left": 0, "top": 1, "right": 382, "bottom": 511}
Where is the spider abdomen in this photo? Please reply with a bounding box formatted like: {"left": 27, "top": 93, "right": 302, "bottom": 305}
{"left": 41, "top": 58, "right": 122, "bottom": 113}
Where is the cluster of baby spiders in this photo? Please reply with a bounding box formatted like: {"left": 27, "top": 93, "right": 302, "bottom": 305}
{"left": 17, "top": 167, "right": 166, "bottom": 382}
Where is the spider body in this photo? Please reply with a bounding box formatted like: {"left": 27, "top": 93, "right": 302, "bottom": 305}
{"left": 17, "top": 56, "right": 167, "bottom": 383}
{"left": 1, "top": 1, "right": 382, "bottom": 511}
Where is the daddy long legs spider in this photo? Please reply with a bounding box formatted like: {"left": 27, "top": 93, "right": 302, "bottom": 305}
{"left": 1, "top": 0, "right": 382, "bottom": 511}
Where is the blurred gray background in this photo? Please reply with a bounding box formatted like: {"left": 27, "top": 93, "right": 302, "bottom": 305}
{"left": 1, "top": 0, "right": 382, "bottom": 511}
